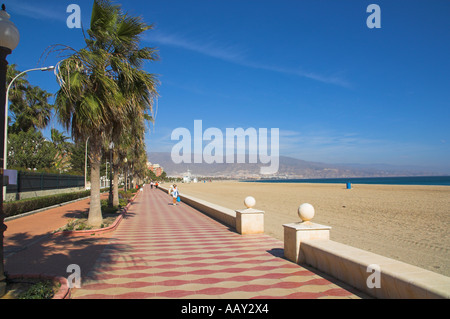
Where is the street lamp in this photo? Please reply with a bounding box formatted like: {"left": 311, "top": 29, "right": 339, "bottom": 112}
{"left": 0, "top": 4, "right": 20, "bottom": 298}
{"left": 124, "top": 157, "right": 128, "bottom": 191}
{"left": 2, "top": 65, "right": 55, "bottom": 199}
{"left": 85, "top": 137, "right": 90, "bottom": 190}
{"left": 108, "top": 141, "right": 114, "bottom": 207}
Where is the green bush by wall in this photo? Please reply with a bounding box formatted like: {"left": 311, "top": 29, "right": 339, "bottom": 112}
{"left": 4, "top": 190, "right": 91, "bottom": 218}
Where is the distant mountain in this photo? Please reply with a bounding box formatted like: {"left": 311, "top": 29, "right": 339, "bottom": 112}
{"left": 270, "top": 158, "right": 442, "bottom": 178}
{"left": 147, "top": 152, "right": 443, "bottom": 179}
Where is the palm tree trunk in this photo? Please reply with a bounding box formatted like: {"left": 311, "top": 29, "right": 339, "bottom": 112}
{"left": 87, "top": 136, "right": 103, "bottom": 227}
{"left": 113, "top": 165, "right": 119, "bottom": 207}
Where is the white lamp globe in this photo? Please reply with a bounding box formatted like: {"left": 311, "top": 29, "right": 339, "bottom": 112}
{"left": 0, "top": 7, "right": 20, "bottom": 51}
{"left": 298, "top": 203, "right": 315, "bottom": 222}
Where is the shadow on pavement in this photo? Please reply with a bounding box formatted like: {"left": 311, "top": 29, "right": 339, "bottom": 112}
{"left": 4, "top": 229, "right": 131, "bottom": 284}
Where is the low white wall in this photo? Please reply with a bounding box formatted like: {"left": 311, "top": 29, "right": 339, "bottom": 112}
{"left": 158, "top": 186, "right": 236, "bottom": 228}
{"left": 158, "top": 185, "right": 450, "bottom": 299}
{"left": 300, "top": 239, "right": 450, "bottom": 299}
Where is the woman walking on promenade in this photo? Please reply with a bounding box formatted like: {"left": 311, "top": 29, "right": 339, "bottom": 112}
{"left": 171, "top": 184, "right": 179, "bottom": 205}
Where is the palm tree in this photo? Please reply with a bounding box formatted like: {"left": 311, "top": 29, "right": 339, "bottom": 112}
{"left": 50, "top": 128, "right": 70, "bottom": 150}
{"left": 7, "top": 64, "right": 29, "bottom": 111}
{"left": 7, "top": 65, "right": 53, "bottom": 134}
{"left": 50, "top": 0, "right": 158, "bottom": 226}
{"left": 111, "top": 113, "right": 152, "bottom": 206}
{"left": 108, "top": 68, "right": 157, "bottom": 206}
{"left": 51, "top": 129, "right": 72, "bottom": 173}
{"left": 18, "top": 86, "right": 53, "bottom": 131}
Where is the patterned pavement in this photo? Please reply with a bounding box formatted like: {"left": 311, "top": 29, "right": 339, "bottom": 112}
{"left": 71, "top": 185, "right": 364, "bottom": 299}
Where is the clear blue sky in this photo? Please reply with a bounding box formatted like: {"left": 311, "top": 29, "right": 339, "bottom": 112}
{"left": 6, "top": 0, "right": 450, "bottom": 173}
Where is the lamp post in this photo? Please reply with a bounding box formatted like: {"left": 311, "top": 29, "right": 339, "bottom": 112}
{"left": 2, "top": 66, "right": 55, "bottom": 199}
{"left": 105, "top": 160, "right": 108, "bottom": 189}
{"left": 0, "top": 4, "right": 19, "bottom": 297}
{"left": 4, "top": 66, "right": 55, "bottom": 167}
{"left": 108, "top": 141, "right": 114, "bottom": 207}
{"left": 85, "top": 137, "right": 90, "bottom": 190}
{"left": 124, "top": 157, "right": 128, "bottom": 191}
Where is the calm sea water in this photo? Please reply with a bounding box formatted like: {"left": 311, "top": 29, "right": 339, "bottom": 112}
{"left": 244, "top": 176, "right": 450, "bottom": 186}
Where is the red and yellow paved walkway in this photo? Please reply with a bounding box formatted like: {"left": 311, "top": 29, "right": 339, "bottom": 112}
{"left": 70, "top": 186, "right": 363, "bottom": 299}
{"left": 4, "top": 185, "right": 366, "bottom": 299}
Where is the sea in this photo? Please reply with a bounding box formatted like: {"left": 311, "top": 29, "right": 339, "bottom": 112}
{"left": 244, "top": 176, "right": 450, "bottom": 186}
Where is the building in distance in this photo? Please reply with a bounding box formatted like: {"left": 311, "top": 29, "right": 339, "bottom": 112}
{"left": 147, "top": 162, "right": 164, "bottom": 177}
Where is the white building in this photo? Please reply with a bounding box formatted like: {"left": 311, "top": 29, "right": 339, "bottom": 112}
{"left": 182, "top": 170, "right": 192, "bottom": 183}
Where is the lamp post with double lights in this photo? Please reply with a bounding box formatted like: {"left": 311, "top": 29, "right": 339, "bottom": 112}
{"left": 0, "top": 4, "right": 20, "bottom": 297}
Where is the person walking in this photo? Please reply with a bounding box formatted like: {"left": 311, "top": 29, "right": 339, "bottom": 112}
{"left": 171, "top": 184, "right": 179, "bottom": 206}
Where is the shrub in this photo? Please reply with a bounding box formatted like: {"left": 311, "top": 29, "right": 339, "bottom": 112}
{"left": 119, "top": 190, "right": 133, "bottom": 200}
{"left": 119, "top": 198, "right": 127, "bottom": 207}
{"left": 100, "top": 199, "right": 123, "bottom": 215}
{"left": 19, "top": 280, "right": 56, "bottom": 299}
{"left": 4, "top": 190, "right": 91, "bottom": 218}
{"left": 126, "top": 185, "right": 140, "bottom": 194}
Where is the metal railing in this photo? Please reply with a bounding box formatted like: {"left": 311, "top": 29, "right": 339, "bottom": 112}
{"left": 6, "top": 171, "right": 84, "bottom": 194}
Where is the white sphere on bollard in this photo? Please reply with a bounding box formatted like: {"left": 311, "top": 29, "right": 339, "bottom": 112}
{"left": 244, "top": 196, "right": 256, "bottom": 209}
{"left": 298, "top": 203, "right": 315, "bottom": 222}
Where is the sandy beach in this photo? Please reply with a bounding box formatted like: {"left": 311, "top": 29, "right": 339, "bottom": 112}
{"left": 173, "top": 181, "right": 450, "bottom": 277}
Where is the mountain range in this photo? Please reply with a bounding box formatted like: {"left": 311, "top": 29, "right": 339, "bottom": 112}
{"left": 147, "top": 152, "right": 443, "bottom": 179}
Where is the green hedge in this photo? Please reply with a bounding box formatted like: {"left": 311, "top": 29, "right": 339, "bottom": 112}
{"left": 119, "top": 190, "right": 133, "bottom": 200}
{"left": 129, "top": 185, "right": 141, "bottom": 194}
{"left": 4, "top": 190, "right": 91, "bottom": 218}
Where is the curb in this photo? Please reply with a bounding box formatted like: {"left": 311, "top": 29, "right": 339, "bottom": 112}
{"left": 5, "top": 190, "right": 142, "bottom": 300}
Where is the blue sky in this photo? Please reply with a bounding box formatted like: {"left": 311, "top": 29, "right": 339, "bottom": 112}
{"left": 6, "top": 0, "right": 450, "bottom": 173}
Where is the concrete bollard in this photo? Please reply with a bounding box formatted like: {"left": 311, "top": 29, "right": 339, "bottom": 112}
{"left": 283, "top": 203, "right": 331, "bottom": 264}
{"left": 235, "top": 196, "right": 264, "bottom": 235}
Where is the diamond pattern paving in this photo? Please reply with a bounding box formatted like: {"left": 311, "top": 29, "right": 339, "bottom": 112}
{"left": 71, "top": 186, "right": 362, "bottom": 299}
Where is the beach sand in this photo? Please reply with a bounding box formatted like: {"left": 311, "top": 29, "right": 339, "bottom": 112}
{"left": 173, "top": 181, "right": 450, "bottom": 277}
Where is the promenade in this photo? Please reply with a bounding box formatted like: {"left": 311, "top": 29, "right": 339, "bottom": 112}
{"left": 4, "top": 185, "right": 367, "bottom": 299}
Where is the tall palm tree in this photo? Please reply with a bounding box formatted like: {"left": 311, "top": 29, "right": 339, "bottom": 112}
{"left": 108, "top": 68, "right": 157, "bottom": 206}
{"left": 51, "top": 0, "right": 158, "bottom": 226}
{"left": 111, "top": 112, "right": 152, "bottom": 206}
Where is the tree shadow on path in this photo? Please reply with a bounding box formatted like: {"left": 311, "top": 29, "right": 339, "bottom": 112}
{"left": 4, "top": 230, "right": 131, "bottom": 284}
